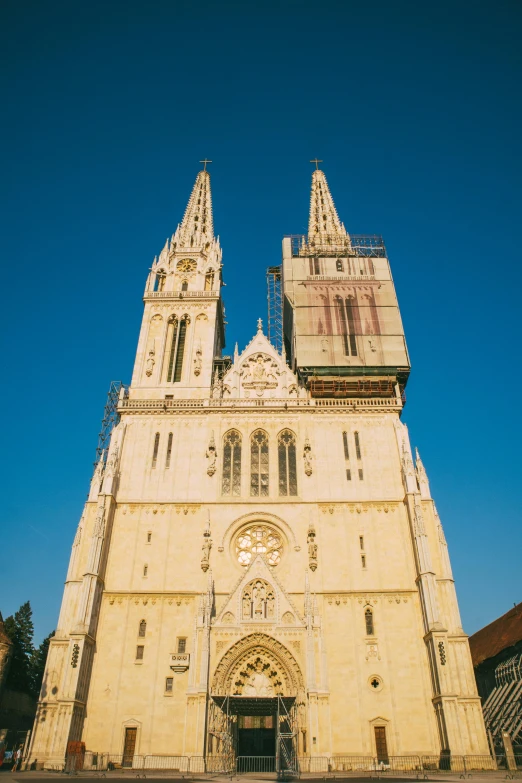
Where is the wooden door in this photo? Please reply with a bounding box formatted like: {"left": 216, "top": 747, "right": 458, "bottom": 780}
{"left": 123, "top": 727, "right": 137, "bottom": 767}
{"left": 374, "top": 726, "right": 389, "bottom": 763}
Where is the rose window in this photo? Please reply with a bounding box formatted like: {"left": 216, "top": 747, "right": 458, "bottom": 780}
{"left": 235, "top": 524, "right": 283, "bottom": 567}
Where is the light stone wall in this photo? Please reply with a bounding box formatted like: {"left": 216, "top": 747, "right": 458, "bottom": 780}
{"left": 27, "top": 169, "right": 490, "bottom": 768}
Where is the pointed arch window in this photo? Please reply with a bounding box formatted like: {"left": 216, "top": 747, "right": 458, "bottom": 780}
{"left": 250, "top": 430, "right": 269, "bottom": 497}
{"left": 154, "top": 269, "right": 166, "bottom": 292}
{"left": 181, "top": 281, "right": 188, "bottom": 292}
{"left": 205, "top": 270, "right": 215, "bottom": 291}
{"left": 278, "top": 430, "right": 297, "bottom": 496}
{"left": 334, "top": 295, "right": 349, "bottom": 356}
{"left": 151, "top": 433, "right": 160, "bottom": 468}
{"left": 138, "top": 620, "right": 146, "bottom": 638}
{"left": 165, "top": 433, "right": 173, "bottom": 468}
{"left": 165, "top": 316, "right": 189, "bottom": 383}
{"left": 365, "top": 607, "right": 374, "bottom": 635}
{"left": 345, "top": 297, "right": 359, "bottom": 356}
{"left": 222, "top": 430, "right": 242, "bottom": 496}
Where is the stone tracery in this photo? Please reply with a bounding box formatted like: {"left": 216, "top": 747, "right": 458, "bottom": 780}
{"left": 241, "top": 578, "right": 275, "bottom": 620}
{"left": 211, "top": 633, "right": 304, "bottom": 697}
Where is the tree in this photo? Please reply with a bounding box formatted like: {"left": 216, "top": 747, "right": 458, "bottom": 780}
{"left": 3, "top": 601, "right": 35, "bottom": 695}
{"left": 30, "top": 630, "right": 55, "bottom": 698}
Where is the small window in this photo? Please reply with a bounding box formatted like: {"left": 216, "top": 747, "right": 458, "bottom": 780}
{"left": 165, "top": 677, "right": 173, "bottom": 693}
{"left": 359, "top": 536, "right": 364, "bottom": 550}
{"left": 143, "top": 564, "right": 148, "bottom": 577}
{"left": 165, "top": 433, "right": 173, "bottom": 468}
{"left": 152, "top": 433, "right": 160, "bottom": 468}
{"left": 147, "top": 532, "right": 152, "bottom": 543}
{"left": 354, "top": 431, "right": 362, "bottom": 460}
{"left": 313, "top": 258, "right": 321, "bottom": 275}
{"left": 181, "top": 281, "right": 188, "bottom": 292}
{"left": 177, "top": 638, "right": 187, "bottom": 654}
{"left": 361, "top": 554, "right": 366, "bottom": 569}
{"left": 154, "top": 270, "right": 166, "bottom": 292}
{"left": 138, "top": 620, "right": 146, "bottom": 637}
{"left": 365, "top": 607, "right": 374, "bottom": 635}
{"left": 346, "top": 469, "right": 351, "bottom": 481}
{"left": 359, "top": 469, "right": 364, "bottom": 480}
{"left": 342, "top": 431, "right": 350, "bottom": 460}
{"left": 136, "top": 645, "right": 144, "bottom": 660}
{"left": 336, "top": 260, "right": 343, "bottom": 272}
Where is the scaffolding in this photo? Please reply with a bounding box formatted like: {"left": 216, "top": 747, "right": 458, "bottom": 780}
{"left": 208, "top": 695, "right": 298, "bottom": 775}
{"left": 287, "top": 233, "right": 387, "bottom": 258}
{"left": 94, "top": 381, "right": 128, "bottom": 465}
{"left": 266, "top": 265, "right": 283, "bottom": 353}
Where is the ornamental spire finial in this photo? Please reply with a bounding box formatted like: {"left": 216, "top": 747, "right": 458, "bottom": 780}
{"left": 308, "top": 164, "right": 351, "bottom": 250}
{"left": 172, "top": 166, "right": 215, "bottom": 250}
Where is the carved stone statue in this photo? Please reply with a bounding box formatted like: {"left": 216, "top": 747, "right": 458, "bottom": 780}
{"left": 193, "top": 345, "right": 202, "bottom": 376}
{"left": 241, "top": 579, "right": 275, "bottom": 620}
{"left": 145, "top": 349, "right": 155, "bottom": 377}
{"left": 244, "top": 661, "right": 274, "bottom": 697}
{"left": 206, "top": 432, "right": 217, "bottom": 476}
{"left": 303, "top": 437, "right": 313, "bottom": 476}
{"left": 201, "top": 524, "right": 212, "bottom": 572}
{"left": 307, "top": 524, "right": 318, "bottom": 571}
{"left": 241, "top": 353, "right": 279, "bottom": 396}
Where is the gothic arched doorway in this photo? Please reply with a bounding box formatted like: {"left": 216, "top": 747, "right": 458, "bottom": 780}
{"left": 209, "top": 634, "right": 304, "bottom": 772}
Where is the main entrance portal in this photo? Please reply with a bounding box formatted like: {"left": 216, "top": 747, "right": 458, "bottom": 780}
{"left": 209, "top": 696, "right": 297, "bottom": 774}
{"left": 237, "top": 715, "right": 275, "bottom": 757}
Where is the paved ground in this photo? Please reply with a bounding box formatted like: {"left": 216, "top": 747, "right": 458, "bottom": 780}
{"left": 0, "top": 774, "right": 520, "bottom": 783}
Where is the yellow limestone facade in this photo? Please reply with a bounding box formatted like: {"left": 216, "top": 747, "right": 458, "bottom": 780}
{"left": 28, "top": 167, "right": 489, "bottom": 769}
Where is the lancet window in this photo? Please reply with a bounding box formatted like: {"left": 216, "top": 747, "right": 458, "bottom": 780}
{"left": 204, "top": 270, "right": 215, "bottom": 291}
{"left": 138, "top": 620, "right": 146, "bottom": 637}
{"left": 165, "top": 316, "right": 189, "bottom": 383}
{"left": 151, "top": 433, "right": 160, "bottom": 468}
{"left": 222, "top": 430, "right": 242, "bottom": 496}
{"left": 334, "top": 295, "right": 359, "bottom": 356}
{"left": 278, "top": 429, "right": 297, "bottom": 496}
{"left": 250, "top": 430, "right": 269, "bottom": 496}
{"left": 242, "top": 579, "right": 276, "bottom": 620}
{"left": 165, "top": 433, "right": 173, "bottom": 468}
{"left": 154, "top": 269, "right": 166, "bottom": 292}
{"left": 365, "top": 607, "right": 374, "bottom": 635}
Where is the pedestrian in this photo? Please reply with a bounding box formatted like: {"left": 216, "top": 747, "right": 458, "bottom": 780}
{"left": 12, "top": 745, "right": 22, "bottom": 771}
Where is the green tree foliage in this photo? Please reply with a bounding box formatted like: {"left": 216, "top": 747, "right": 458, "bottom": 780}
{"left": 30, "top": 630, "right": 55, "bottom": 697}
{"left": 4, "top": 601, "right": 34, "bottom": 695}
{"left": 3, "top": 601, "right": 54, "bottom": 698}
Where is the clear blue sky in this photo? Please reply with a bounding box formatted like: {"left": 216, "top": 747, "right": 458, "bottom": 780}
{"left": 1, "top": 0, "right": 521, "bottom": 642}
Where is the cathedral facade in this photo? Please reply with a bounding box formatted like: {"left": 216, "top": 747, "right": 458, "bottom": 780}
{"left": 28, "top": 167, "right": 489, "bottom": 770}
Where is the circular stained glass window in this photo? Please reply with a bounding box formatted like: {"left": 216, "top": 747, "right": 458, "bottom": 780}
{"left": 235, "top": 524, "right": 283, "bottom": 567}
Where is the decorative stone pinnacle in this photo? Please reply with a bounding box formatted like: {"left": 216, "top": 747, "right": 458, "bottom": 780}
{"left": 257, "top": 317, "right": 263, "bottom": 332}
{"left": 173, "top": 169, "right": 214, "bottom": 250}
{"left": 308, "top": 168, "right": 351, "bottom": 247}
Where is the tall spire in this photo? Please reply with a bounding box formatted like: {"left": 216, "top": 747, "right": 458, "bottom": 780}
{"left": 308, "top": 167, "right": 351, "bottom": 249}
{"left": 172, "top": 168, "right": 214, "bottom": 250}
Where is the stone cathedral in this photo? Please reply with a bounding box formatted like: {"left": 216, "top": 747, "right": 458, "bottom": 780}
{"left": 28, "top": 166, "right": 490, "bottom": 770}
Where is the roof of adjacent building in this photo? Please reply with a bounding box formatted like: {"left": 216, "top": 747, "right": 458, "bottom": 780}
{"left": 469, "top": 602, "right": 522, "bottom": 667}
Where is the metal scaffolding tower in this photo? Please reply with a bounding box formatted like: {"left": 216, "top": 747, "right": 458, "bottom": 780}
{"left": 94, "top": 381, "right": 128, "bottom": 465}
{"left": 266, "top": 265, "right": 283, "bottom": 353}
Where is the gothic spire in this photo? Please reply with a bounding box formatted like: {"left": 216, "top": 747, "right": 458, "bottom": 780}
{"left": 308, "top": 167, "right": 350, "bottom": 247}
{"left": 172, "top": 168, "right": 214, "bottom": 250}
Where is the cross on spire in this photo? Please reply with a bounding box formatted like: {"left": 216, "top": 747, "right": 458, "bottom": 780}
{"left": 199, "top": 159, "right": 212, "bottom": 171}
{"left": 310, "top": 158, "right": 323, "bottom": 170}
